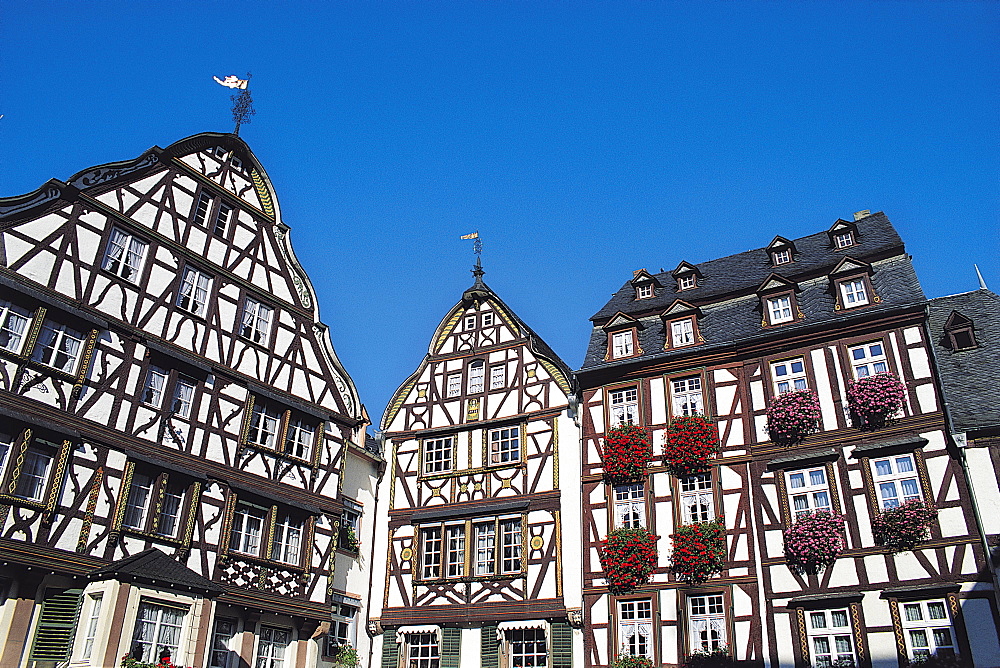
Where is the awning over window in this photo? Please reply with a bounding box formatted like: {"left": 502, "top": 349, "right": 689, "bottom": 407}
{"left": 395, "top": 625, "right": 441, "bottom": 644}
{"left": 496, "top": 620, "right": 548, "bottom": 641}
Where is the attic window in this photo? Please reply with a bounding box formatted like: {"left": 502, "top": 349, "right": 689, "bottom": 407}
{"left": 944, "top": 313, "right": 977, "bottom": 351}
{"left": 482, "top": 313, "right": 494, "bottom": 327}
{"left": 231, "top": 156, "right": 243, "bottom": 171}
{"left": 636, "top": 284, "right": 654, "bottom": 300}
{"left": 677, "top": 275, "right": 696, "bottom": 291}
{"left": 834, "top": 231, "right": 855, "bottom": 249}
{"left": 212, "top": 146, "right": 227, "bottom": 159}
{"left": 772, "top": 249, "right": 791, "bottom": 265}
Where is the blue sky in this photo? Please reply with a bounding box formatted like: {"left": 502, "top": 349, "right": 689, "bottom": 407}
{"left": 2, "top": 2, "right": 997, "bottom": 427}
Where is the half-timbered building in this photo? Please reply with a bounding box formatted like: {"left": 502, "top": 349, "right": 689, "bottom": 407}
{"left": 0, "top": 133, "right": 380, "bottom": 667}
{"left": 577, "top": 212, "right": 1000, "bottom": 667}
{"left": 369, "top": 264, "right": 583, "bottom": 668}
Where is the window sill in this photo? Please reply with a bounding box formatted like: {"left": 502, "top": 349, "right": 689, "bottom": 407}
{"left": 418, "top": 461, "right": 525, "bottom": 481}
{"left": 240, "top": 440, "right": 315, "bottom": 467}
{"left": 0, "top": 494, "right": 48, "bottom": 511}
{"left": 415, "top": 573, "right": 525, "bottom": 585}
{"left": 221, "top": 551, "right": 306, "bottom": 573}
{"left": 119, "top": 527, "right": 188, "bottom": 547}
{"left": 99, "top": 267, "right": 143, "bottom": 287}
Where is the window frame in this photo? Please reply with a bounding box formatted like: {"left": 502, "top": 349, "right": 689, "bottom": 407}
{"left": 667, "top": 317, "right": 698, "bottom": 349}
{"left": 772, "top": 248, "right": 792, "bottom": 266}
{"left": 209, "top": 616, "right": 238, "bottom": 668}
{"left": 765, "top": 293, "right": 796, "bottom": 325}
{"left": 101, "top": 226, "right": 149, "bottom": 283}
{"left": 615, "top": 597, "right": 655, "bottom": 662}
{"left": 175, "top": 264, "right": 214, "bottom": 318}
{"left": 403, "top": 631, "right": 440, "bottom": 668}
{"left": 255, "top": 624, "right": 292, "bottom": 668}
{"left": 488, "top": 425, "right": 521, "bottom": 465}
{"left": 834, "top": 230, "right": 856, "bottom": 249}
{"left": 684, "top": 590, "right": 730, "bottom": 656}
{"left": 226, "top": 495, "right": 309, "bottom": 568}
{"left": 677, "top": 472, "right": 716, "bottom": 525}
{"left": 118, "top": 465, "right": 194, "bottom": 542}
{"left": 607, "top": 384, "right": 640, "bottom": 428}
{"left": 446, "top": 373, "right": 462, "bottom": 398}
{"left": 421, "top": 435, "right": 454, "bottom": 476}
{"left": 489, "top": 364, "right": 506, "bottom": 390}
{"left": 506, "top": 627, "right": 548, "bottom": 667}
{"left": 846, "top": 340, "right": 890, "bottom": 379}
{"left": 191, "top": 190, "right": 215, "bottom": 227}
{"left": 130, "top": 599, "right": 188, "bottom": 664}
{"left": 0, "top": 299, "right": 31, "bottom": 355}
{"left": 239, "top": 295, "right": 275, "bottom": 346}
{"left": 417, "top": 514, "right": 525, "bottom": 582}
{"left": 869, "top": 452, "right": 925, "bottom": 510}
{"left": 837, "top": 276, "right": 870, "bottom": 309}
{"left": 612, "top": 482, "right": 647, "bottom": 530}
{"left": 635, "top": 283, "right": 654, "bottom": 300}
{"left": 804, "top": 608, "right": 857, "bottom": 667}
{"left": 31, "top": 318, "right": 87, "bottom": 375}
{"left": 242, "top": 396, "right": 319, "bottom": 463}
{"left": 677, "top": 274, "right": 697, "bottom": 291}
{"left": 784, "top": 467, "right": 834, "bottom": 520}
{"left": 467, "top": 359, "right": 486, "bottom": 393}
{"left": 80, "top": 592, "right": 103, "bottom": 660}
{"left": 609, "top": 329, "right": 637, "bottom": 360}
{"left": 770, "top": 357, "right": 809, "bottom": 396}
{"left": 898, "top": 599, "right": 959, "bottom": 661}
{"left": 669, "top": 374, "right": 705, "bottom": 418}
{"left": 0, "top": 428, "right": 70, "bottom": 512}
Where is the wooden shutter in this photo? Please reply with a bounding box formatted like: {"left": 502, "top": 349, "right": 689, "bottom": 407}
{"left": 481, "top": 624, "right": 499, "bottom": 668}
{"left": 550, "top": 621, "right": 573, "bottom": 668}
{"left": 441, "top": 626, "right": 462, "bottom": 668}
{"left": 28, "top": 587, "right": 83, "bottom": 661}
{"left": 380, "top": 636, "right": 400, "bottom": 668}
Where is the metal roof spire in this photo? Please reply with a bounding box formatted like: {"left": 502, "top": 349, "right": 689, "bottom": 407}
{"left": 975, "top": 264, "right": 989, "bottom": 290}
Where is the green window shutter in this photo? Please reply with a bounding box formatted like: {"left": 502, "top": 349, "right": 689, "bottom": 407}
{"left": 441, "top": 627, "right": 462, "bottom": 668}
{"left": 481, "top": 624, "right": 499, "bottom": 668}
{"left": 29, "top": 587, "right": 83, "bottom": 661}
{"left": 550, "top": 622, "right": 573, "bottom": 668}
{"left": 381, "top": 635, "right": 401, "bottom": 668}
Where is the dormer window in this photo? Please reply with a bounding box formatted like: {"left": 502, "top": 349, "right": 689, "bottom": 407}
{"left": 834, "top": 231, "right": 855, "bottom": 249}
{"left": 839, "top": 279, "right": 869, "bottom": 307}
{"left": 636, "top": 284, "right": 654, "bottom": 300}
{"left": 611, "top": 331, "right": 635, "bottom": 358}
{"left": 767, "top": 296, "right": 794, "bottom": 324}
{"left": 630, "top": 269, "right": 661, "bottom": 302}
{"left": 758, "top": 274, "right": 801, "bottom": 327}
{"left": 603, "top": 313, "right": 642, "bottom": 360}
{"left": 678, "top": 275, "right": 696, "bottom": 291}
{"left": 772, "top": 249, "right": 791, "bottom": 265}
{"left": 943, "top": 311, "right": 978, "bottom": 351}
{"left": 670, "top": 319, "right": 695, "bottom": 347}
{"left": 766, "top": 236, "right": 797, "bottom": 268}
{"left": 830, "top": 257, "right": 876, "bottom": 312}
{"left": 661, "top": 300, "right": 703, "bottom": 351}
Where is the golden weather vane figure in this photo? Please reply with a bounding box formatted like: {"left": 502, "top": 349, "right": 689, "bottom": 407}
{"left": 214, "top": 73, "right": 255, "bottom": 136}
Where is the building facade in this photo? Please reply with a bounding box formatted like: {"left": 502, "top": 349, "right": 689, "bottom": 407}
{"left": 576, "top": 212, "right": 1000, "bottom": 667}
{"left": 369, "top": 265, "right": 583, "bottom": 668}
{"left": 0, "top": 133, "right": 379, "bottom": 668}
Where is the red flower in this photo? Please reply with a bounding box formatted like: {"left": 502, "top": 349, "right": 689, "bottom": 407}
{"left": 669, "top": 519, "right": 726, "bottom": 584}
{"left": 663, "top": 415, "right": 720, "bottom": 475}
{"left": 602, "top": 425, "right": 652, "bottom": 482}
{"left": 600, "top": 527, "right": 659, "bottom": 593}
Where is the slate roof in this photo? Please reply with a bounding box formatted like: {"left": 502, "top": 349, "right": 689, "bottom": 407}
{"left": 927, "top": 289, "right": 1000, "bottom": 434}
{"left": 88, "top": 547, "right": 225, "bottom": 596}
{"left": 581, "top": 213, "right": 925, "bottom": 371}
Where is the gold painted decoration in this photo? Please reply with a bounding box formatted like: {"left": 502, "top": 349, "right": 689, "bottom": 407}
{"left": 530, "top": 535, "right": 544, "bottom": 550}
{"left": 466, "top": 398, "right": 480, "bottom": 422}
{"left": 401, "top": 547, "right": 413, "bottom": 561}
{"left": 76, "top": 466, "right": 104, "bottom": 553}
{"left": 250, "top": 169, "right": 275, "bottom": 218}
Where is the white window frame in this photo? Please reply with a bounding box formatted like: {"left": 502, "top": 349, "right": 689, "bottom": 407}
{"left": 285, "top": 417, "right": 315, "bottom": 461}
{"left": 500, "top": 517, "right": 522, "bottom": 574}
{"left": 771, "top": 358, "right": 807, "bottom": 395}
{"left": 171, "top": 376, "right": 196, "bottom": 419}
{"left": 834, "top": 231, "right": 855, "bottom": 249}
{"left": 141, "top": 366, "right": 169, "bottom": 407}
{"left": 102, "top": 227, "right": 148, "bottom": 282}
{"left": 209, "top": 616, "right": 237, "bottom": 668}
{"left": 446, "top": 373, "right": 461, "bottom": 398}
{"left": 272, "top": 513, "right": 302, "bottom": 565}
{"left": 490, "top": 364, "right": 506, "bottom": 390}
{"left": 239, "top": 296, "right": 274, "bottom": 345}
{"left": 489, "top": 426, "right": 520, "bottom": 464}
{"left": 609, "top": 387, "right": 639, "bottom": 427}
{"left": 679, "top": 473, "right": 714, "bottom": 525}
{"left": 13, "top": 445, "right": 54, "bottom": 502}
{"left": 806, "top": 608, "right": 856, "bottom": 667}
{"left": 0, "top": 300, "right": 30, "bottom": 354}
{"left": 213, "top": 201, "right": 234, "bottom": 237}
{"left": 670, "top": 318, "right": 695, "bottom": 347}
{"left": 474, "top": 522, "right": 496, "bottom": 576}
{"left": 326, "top": 602, "right": 358, "bottom": 653}
{"left": 786, "top": 467, "right": 832, "bottom": 519}
{"left": 247, "top": 402, "right": 282, "bottom": 450}
{"left": 464, "top": 315, "right": 476, "bottom": 330}
{"left": 176, "top": 266, "right": 213, "bottom": 317}
{"left": 871, "top": 454, "right": 922, "bottom": 509}
{"left": 131, "top": 600, "right": 187, "bottom": 663}
{"left": 507, "top": 628, "right": 547, "bottom": 667}
{"left": 678, "top": 275, "right": 696, "bottom": 290}
{"left": 192, "top": 191, "right": 214, "bottom": 227}
{"left": 613, "top": 483, "right": 646, "bottom": 529}
{"left": 772, "top": 248, "right": 791, "bottom": 265}
{"left": 423, "top": 437, "right": 453, "bottom": 474}
{"left": 636, "top": 284, "right": 653, "bottom": 299}
{"left": 230, "top": 502, "right": 267, "bottom": 556}
{"left": 618, "top": 599, "right": 653, "bottom": 660}
{"left": 900, "top": 599, "right": 957, "bottom": 661}
{"left": 839, "top": 278, "right": 869, "bottom": 308}
{"left": 482, "top": 312, "right": 494, "bottom": 327}
{"left": 256, "top": 625, "right": 291, "bottom": 668}
{"left": 611, "top": 331, "right": 635, "bottom": 359}
{"left": 420, "top": 526, "right": 442, "bottom": 579}
{"left": 31, "top": 320, "right": 85, "bottom": 374}
{"left": 688, "top": 594, "right": 727, "bottom": 653}
{"left": 445, "top": 524, "right": 465, "bottom": 578}
{"left": 404, "top": 632, "right": 440, "bottom": 668}
{"left": 671, "top": 376, "right": 703, "bottom": 416}
{"left": 767, "top": 295, "right": 794, "bottom": 324}
{"left": 81, "top": 593, "right": 103, "bottom": 660}
{"left": 468, "top": 360, "right": 485, "bottom": 393}
{"left": 848, "top": 341, "right": 889, "bottom": 379}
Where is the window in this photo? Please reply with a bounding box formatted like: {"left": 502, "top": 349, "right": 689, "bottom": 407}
{"left": 872, "top": 454, "right": 922, "bottom": 509}
{"left": 102, "top": 227, "right": 148, "bottom": 281}
{"left": 618, "top": 599, "right": 653, "bottom": 659}
{"left": 688, "top": 594, "right": 726, "bottom": 653}
{"left": 81, "top": 594, "right": 103, "bottom": 659}
{"left": 423, "top": 436, "right": 453, "bottom": 474}
{"left": 273, "top": 513, "right": 303, "bottom": 565}
{"left": 421, "top": 526, "right": 442, "bottom": 578}
{"left": 786, "top": 468, "right": 832, "bottom": 519}
{"left": 172, "top": 377, "right": 196, "bottom": 418}
{"left": 230, "top": 156, "right": 243, "bottom": 171}
{"left": 614, "top": 483, "right": 645, "bottom": 529}
{"left": 834, "top": 231, "right": 855, "bottom": 249}
{"left": 210, "top": 617, "right": 236, "bottom": 668}
{"left": 0, "top": 433, "right": 57, "bottom": 504}
{"left": 671, "top": 376, "right": 703, "bottom": 416}
{"left": 500, "top": 518, "right": 522, "bottom": 573}
{"left": 465, "top": 315, "right": 476, "bottom": 330}
{"left": 424, "top": 517, "right": 522, "bottom": 579}
{"left": 229, "top": 501, "right": 303, "bottom": 564}
{"left": 848, "top": 341, "right": 888, "bottom": 378}
{"left": 806, "top": 609, "right": 856, "bottom": 667}
{"left": 609, "top": 387, "right": 639, "bottom": 427}
{"left": 256, "top": 625, "right": 290, "bottom": 668}
{"left": 474, "top": 522, "right": 495, "bottom": 576}
{"left": 176, "top": 266, "right": 212, "bottom": 317}
{"left": 839, "top": 278, "right": 869, "bottom": 307}
{"left": 490, "top": 365, "right": 506, "bottom": 390}
{"left": 285, "top": 417, "right": 315, "bottom": 460}
{"left": 636, "top": 284, "right": 653, "bottom": 299}
{"left": 248, "top": 403, "right": 281, "bottom": 449}
{"left": 901, "top": 600, "right": 956, "bottom": 660}
{"left": 122, "top": 470, "right": 188, "bottom": 538}
{"left": 131, "top": 601, "right": 186, "bottom": 662}
{"left": 405, "top": 632, "right": 439, "bottom": 668}
{"left": 679, "top": 473, "right": 714, "bottom": 524}
{"left": 140, "top": 366, "right": 197, "bottom": 418}
{"left": 508, "top": 628, "right": 547, "bottom": 667}
{"left": 213, "top": 201, "right": 234, "bottom": 237}
{"left": 670, "top": 318, "right": 695, "bottom": 347}
{"left": 212, "top": 146, "right": 227, "bottom": 158}
{"left": 339, "top": 503, "right": 361, "bottom": 551}
{"left": 482, "top": 313, "right": 494, "bottom": 326}
{"left": 0, "top": 300, "right": 30, "bottom": 353}
{"left": 230, "top": 502, "right": 267, "bottom": 555}
{"left": 611, "top": 331, "right": 635, "bottom": 358}
{"left": 771, "top": 358, "right": 807, "bottom": 395}
{"left": 192, "top": 191, "right": 213, "bottom": 226}
{"left": 766, "top": 295, "right": 794, "bottom": 324}
{"left": 772, "top": 249, "right": 791, "bottom": 265}
{"left": 325, "top": 603, "right": 358, "bottom": 654}
{"left": 445, "top": 373, "right": 461, "bottom": 398}
{"left": 239, "top": 297, "right": 274, "bottom": 344}
{"left": 141, "top": 366, "right": 168, "bottom": 407}
{"left": 468, "top": 360, "right": 485, "bottom": 393}
{"left": 489, "top": 426, "right": 520, "bottom": 464}
{"left": 245, "top": 399, "right": 316, "bottom": 460}
{"left": 678, "top": 275, "right": 696, "bottom": 290}
{"left": 31, "top": 320, "right": 85, "bottom": 374}
{"left": 446, "top": 525, "right": 465, "bottom": 577}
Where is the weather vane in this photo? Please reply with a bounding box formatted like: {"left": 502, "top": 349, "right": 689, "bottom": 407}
{"left": 214, "top": 73, "right": 256, "bottom": 136}
{"left": 461, "top": 231, "right": 482, "bottom": 258}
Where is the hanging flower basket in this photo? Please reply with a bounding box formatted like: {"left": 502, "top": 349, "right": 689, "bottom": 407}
{"left": 611, "top": 656, "right": 654, "bottom": 668}
{"left": 603, "top": 424, "right": 653, "bottom": 482}
{"left": 766, "top": 389, "right": 822, "bottom": 445}
{"left": 332, "top": 643, "right": 360, "bottom": 668}
{"left": 783, "top": 510, "right": 846, "bottom": 574}
{"left": 872, "top": 500, "right": 938, "bottom": 553}
{"left": 847, "top": 372, "right": 906, "bottom": 430}
{"left": 669, "top": 518, "right": 726, "bottom": 585}
{"left": 683, "top": 647, "right": 736, "bottom": 667}
{"left": 663, "top": 415, "right": 720, "bottom": 476}
{"left": 600, "top": 526, "right": 659, "bottom": 593}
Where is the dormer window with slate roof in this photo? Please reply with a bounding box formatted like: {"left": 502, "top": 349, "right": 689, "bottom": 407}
{"left": 672, "top": 261, "right": 701, "bottom": 292}
{"left": 766, "top": 236, "right": 797, "bottom": 267}
{"left": 942, "top": 311, "right": 978, "bottom": 351}
{"left": 661, "top": 300, "right": 703, "bottom": 350}
{"left": 828, "top": 219, "right": 859, "bottom": 250}
{"left": 603, "top": 313, "right": 642, "bottom": 360}
{"left": 631, "top": 269, "right": 661, "bottom": 301}
{"left": 757, "top": 274, "right": 802, "bottom": 327}
{"left": 829, "top": 257, "right": 878, "bottom": 311}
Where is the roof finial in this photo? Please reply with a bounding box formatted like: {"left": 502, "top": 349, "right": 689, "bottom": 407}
{"left": 214, "top": 73, "right": 255, "bottom": 136}
{"left": 975, "top": 264, "right": 989, "bottom": 290}
{"left": 461, "top": 231, "right": 484, "bottom": 285}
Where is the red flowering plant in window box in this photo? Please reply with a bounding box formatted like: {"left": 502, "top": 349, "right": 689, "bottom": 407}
{"left": 782, "top": 509, "right": 846, "bottom": 574}
{"left": 121, "top": 656, "right": 187, "bottom": 668}
{"left": 683, "top": 646, "right": 736, "bottom": 667}
{"left": 669, "top": 518, "right": 726, "bottom": 585}
{"left": 662, "top": 415, "right": 720, "bottom": 476}
{"left": 872, "top": 499, "right": 938, "bottom": 553}
{"left": 846, "top": 372, "right": 906, "bottom": 431}
{"left": 766, "top": 389, "right": 822, "bottom": 445}
{"left": 600, "top": 526, "right": 659, "bottom": 593}
{"left": 603, "top": 424, "right": 653, "bottom": 482}
{"left": 611, "top": 656, "right": 654, "bottom": 668}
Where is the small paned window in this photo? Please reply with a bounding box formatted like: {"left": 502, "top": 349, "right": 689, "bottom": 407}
{"left": 500, "top": 518, "right": 522, "bottom": 573}
{"left": 131, "top": 601, "right": 186, "bottom": 663}
{"left": 102, "top": 227, "right": 148, "bottom": 282}
{"left": 767, "top": 296, "right": 794, "bottom": 324}
{"left": 212, "top": 146, "right": 227, "bottom": 158}
{"left": 421, "top": 526, "right": 442, "bottom": 578}
{"left": 618, "top": 599, "right": 653, "bottom": 660}
{"left": 210, "top": 617, "right": 237, "bottom": 668}
{"left": 786, "top": 467, "right": 832, "bottom": 519}
{"left": 446, "top": 525, "right": 465, "bottom": 577}
{"left": 611, "top": 331, "right": 635, "bottom": 358}
{"left": 14, "top": 444, "right": 55, "bottom": 502}
{"left": 872, "top": 454, "right": 922, "bottom": 509}
{"left": 807, "top": 609, "right": 856, "bottom": 667}
{"left": 230, "top": 502, "right": 267, "bottom": 555}
{"left": 81, "top": 594, "right": 103, "bottom": 659}
{"left": 213, "top": 202, "right": 234, "bottom": 237}
{"left": 427, "top": 517, "right": 521, "bottom": 578}
{"left": 671, "top": 376, "right": 703, "bottom": 416}
{"left": 490, "top": 364, "right": 506, "bottom": 390}
{"left": 679, "top": 473, "right": 714, "bottom": 524}
{"left": 423, "top": 437, "right": 453, "bottom": 474}
{"left": 256, "top": 625, "right": 291, "bottom": 668}
{"left": 614, "top": 483, "right": 645, "bottom": 529}
{"left": 285, "top": 417, "right": 315, "bottom": 460}
{"left": 839, "top": 278, "right": 869, "bottom": 307}
{"left": 0, "top": 300, "right": 30, "bottom": 354}
{"left": 688, "top": 594, "right": 727, "bottom": 653}
{"left": 834, "top": 231, "right": 855, "bottom": 249}
{"left": 508, "top": 629, "right": 547, "bottom": 667}
{"left": 489, "top": 427, "right": 520, "bottom": 464}
{"left": 176, "top": 266, "right": 212, "bottom": 317}
{"left": 244, "top": 398, "right": 316, "bottom": 460}
{"left": 678, "top": 275, "right": 696, "bottom": 290}
{"left": 325, "top": 603, "right": 358, "bottom": 655}
{"left": 772, "top": 249, "right": 791, "bottom": 265}
{"left": 240, "top": 297, "right": 274, "bottom": 344}
{"left": 31, "top": 320, "right": 85, "bottom": 374}
{"left": 171, "top": 377, "right": 196, "bottom": 418}
{"left": 671, "top": 318, "right": 695, "bottom": 347}
{"left": 468, "top": 360, "right": 485, "bottom": 393}
{"left": 636, "top": 284, "right": 654, "bottom": 299}
{"left": 482, "top": 313, "right": 494, "bottom": 326}
{"left": 192, "top": 192, "right": 214, "bottom": 226}
{"left": 272, "top": 513, "right": 303, "bottom": 565}
{"left": 901, "top": 600, "right": 956, "bottom": 660}
{"left": 849, "top": 341, "right": 888, "bottom": 378}
{"left": 771, "top": 358, "right": 807, "bottom": 395}
{"left": 464, "top": 315, "right": 476, "bottom": 331}
{"left": 475, "top": 522, "right": 496, "bottom": 576}
{"left": 141, "top": 366, "right": 168, "bottom": 407}
{"left": 248, "top": 403, "right": 282, "bottom": 449}
{"left": 446, "top": 374, "right": 461, "bottom": 398}
{"left": 339, "top": 505, "right": 361, "bottom": 551}
{"left": 405, "top": 632, "right": 440, "bottom": 668}
{"left": 609, "top": 387, "right": 639, "bottom": 427}
{"left": 122, "top": 470, "right": 188, "bottom": 538}
{"left": 230, "top": 156, "right": 243, "bottom": 171}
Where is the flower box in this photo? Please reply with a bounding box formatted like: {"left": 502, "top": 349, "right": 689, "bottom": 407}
{"left": 603, "top": 424, "right": 653, "bottom": 482}
{"left": 663, "top": 415, "right": 719, "bottom": 476}
{"left": 683, "top": 646, "right": 735, "bottom": 667}
{"left": 872, "top": 499, "right": 937, "bottom": 553}
{"left": 766, "top": 389, "right": 821, "bottom": 445}
{"left": 611, "top": 656, "right": 654, "bottom": 668}
{"left": 600, "top": 526, "right": 659, "bottom": 593}
{"left": 669, "top": 519, "right": 726, "bottom": 585}
{"left": 783, "top": 510, "right": 845, "bottom": 573}
{"left": 847, "top": 372, "right": 906, "bottom": 430}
